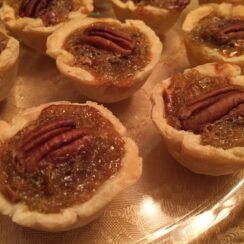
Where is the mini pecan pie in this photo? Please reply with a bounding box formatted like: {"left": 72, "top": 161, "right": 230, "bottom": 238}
{"left": 47, "top": 18, "right": 162, "bottom": 103}
{"left": 109, "top": 0, "right": 190, "bottom": 35}
{"left": 0, "top": 101, "right": 141, "bottom": 231}
{"left": 0, "top": 0, "right": 93, "bottom": 53}
{"left": 151, "top": 62, "right": 244, "bottom": 176}
{"left": 0, "top": 29, "right": 19, "bottom": 101}
{"left": 183, "top": 3, "right": 244, "bottom": 71}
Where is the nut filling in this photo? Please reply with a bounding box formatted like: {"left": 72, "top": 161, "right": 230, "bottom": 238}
{"left": 6, "top": 0, "right": 83, "bottom": 26}
{"left": 120, "top": 0, "right": 189, "bottom": 11}
{"left": 63, "top": 23, "right": 151, "bottom": 87}
{"left": 0, "top": 105, "right": 125, "bottom": 213}
{"left": 164, "top": 69, "right": 244, "bottom": 149}
{"left": 189, "top": 15, "right": 244, "bottom": 58}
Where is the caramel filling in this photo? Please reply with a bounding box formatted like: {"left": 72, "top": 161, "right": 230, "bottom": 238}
{"left": 63, "top": 22, "right": 151, "bottom": 87}
{"left": 0, "top": 105, "right": 125, "bottom": 213}
{"left": 6, "top": 0, "right": 83, "bottom": 26}
{"left": 164, "top": 69, "right": 244, "bottom": 149}
{"left": 120, "top": 0, "right": 189, "bottom": 11}
{"left": 189, "top": 15, "right": 244, "bottom": 58}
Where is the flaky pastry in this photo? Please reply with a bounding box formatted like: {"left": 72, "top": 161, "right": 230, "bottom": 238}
{"left": 151, "top": 62, "right": 244, "bottom": 176}
{"left": 0, "top": 28, "right": 19, "bottom": 101}
{"left": 0, "top": 0, "right": 93, "bottom": 54}
{"left": 109, "top": 0, "right": 190, "bottom": 35}
{"left": 182, "top": 3, "right": 244, "bottom": 71}
{"left": 199, "top": 0, "right": 244, "bottom": 4}
{"left": 47, "top": 18, "right": 162, "bottom": 103}
{"left": 0, "top": 101, "right": 142, "bottom": 231}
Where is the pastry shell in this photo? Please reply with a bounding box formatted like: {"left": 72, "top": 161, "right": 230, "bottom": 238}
{"left": 199, "top": 0, "right": 244, "bottom": 4}
{"left": 109, "top": 0, "right": 187, "bottom": 36}
{"left": 151, "top": 62, "right": 244, "bottom": 176}
{"left": 0, "top": 101, "right": 142, "bottom": 231}
{"left": 182, "top": 3, "right": 244, "bottom": 71}
{"left": 47, "top": 18, "right": 162, "bottom": 103}
{"left": 0, "top": 29, "right": 19, "bottom": 102}
{"left": 0, "top": 1, "right": 93, "bottom": 54}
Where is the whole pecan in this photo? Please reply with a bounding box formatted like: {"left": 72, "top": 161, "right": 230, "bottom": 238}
{"left": 178, "top": 86, "right": 244, "bottom": 133}
{"left": 214, "top": 19, "right": 244, "bottom": 45}
{"left": 19, "top": 0, "right": 52, "bottom": 18}
{"left": 16, "top": 119, "right": 94, "bottom": 173}
{"left": 82, "top": 25, "right": 136, "bottom": 55}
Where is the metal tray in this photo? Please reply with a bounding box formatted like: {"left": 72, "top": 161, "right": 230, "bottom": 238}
{"left": 0, "top": 1, "right": 243, "bottom": 243}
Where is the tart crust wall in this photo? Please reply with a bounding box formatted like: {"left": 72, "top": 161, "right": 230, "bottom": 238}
{"left": 151, "top": 62, "right": 244, "bottom": 176}
{"left": 0, "top": 31, "right": 19, "bottom": 101}
{"left": 0, "top": 1, "right": 93, "bottom": 54}
{"left": 0, "top": 101, "right": 142, "bottom": 231}
{"left": 110, "top": 0, "right": 182, "bottom": 36}
{"left": 182, "top": 3, "right": 244, "bottom": 71}
{"left": 199, "top": 0, "right": 244, "bottom": 4}
{"left": 47, "top": 18, "right": 162, "bottom": 103}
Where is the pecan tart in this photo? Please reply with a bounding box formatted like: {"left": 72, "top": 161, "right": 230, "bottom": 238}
{"left": 0, "top": 101, "right": 142, "bottom": 231}
{"left": 151, "top": 62, "right": 244, "bottom": 176}
{"left": 183, "top": 3, "right": 244, "bottom": 71}
{"left": 0, "top": 0, "right": 93, "bottom": 53}
{"left": 47, "top": 18, "right": 162, "bottom": 103}
{"left": 109, "top": 0, "right": 190, "bottom": 35}
{"left": 0, "top": 28, "right": 19, "bottom": 101}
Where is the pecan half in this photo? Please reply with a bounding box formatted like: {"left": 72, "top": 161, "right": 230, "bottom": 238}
{"left": 214, "top": 20, "right": 244, "bottom": 45}
{"left": 1, "top": 185, "right": 20, "bottom": 203}
{"left": 178, "top": 87, "right": 244, "bottom": 133}
{"left": 167, "top": 0, "right": 190, "bottom": 11}
{"left": 21, "top": 119, "right": 76, "bottom": 153}
{"left": 229, "top": 103, "right": 244, "bottom": 117}
{"left": 82, "top": 26, "right": 136, "bottom": 55}
{"left": 19, "top": 0, "right": 52, "bottom": 18}
{"left": 17, "top": 119, "right": 94, "bottom": 173}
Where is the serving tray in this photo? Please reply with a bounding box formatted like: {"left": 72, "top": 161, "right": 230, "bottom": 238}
{"left": 0, "top": 1, "right": 243, "bottom": 243}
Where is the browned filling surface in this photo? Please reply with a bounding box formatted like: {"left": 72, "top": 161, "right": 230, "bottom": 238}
{"left": 63, "top": 22, "right": 151, "bottom": 87}
{"left": 120, "top": 0, "right": 189, "bottom": 11}
{"left": 0, "top": 32, "right": 8, "bottom": 54}
{"left": 6, "top": 0, "right": 83, "bottom": 26}
{"left": 164, "top": 69, "right": 244, "bottom": 149}
{"left": 188, "top": 15, "right": 244, "bottom": 58}
{"left": 0, "top": 104, "right": 125, "bottom": 213}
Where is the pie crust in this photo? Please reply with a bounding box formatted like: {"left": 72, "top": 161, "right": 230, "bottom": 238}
{"left": 0, "top": 29, "right": 19, "bottom": 102}
{"left": 0, "top": 101, "right": 142, "bottom": 231}
{"left": 47, "top": 18, "right": 162, "bottom": 103}
{"left": 0, "top": 1, "right": 93, "bottom": 54}
{"left": 199, "top": 0, "right": 244, "bottom": 4}
{"left": 109, "top": 0, "right": 189, "bottom": 36}
{"left": 151, "top": 62, "right": 244, "bottom": 176}
{"left": 182, "top": 3, "right": 244, "bottom": 71}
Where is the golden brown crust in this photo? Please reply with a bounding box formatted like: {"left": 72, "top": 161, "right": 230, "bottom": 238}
{"left": 0, "top": 101, "right": 142, "bottom": 231}
{"left": 199, "top": 0, "right": 244, "bottom": 4}
{"left": 0, "top": 28, "right": 19, "bottom": 101}
{"left": 0, "top": 1, "right": 93, "bottom": 54}
{"left": 151, "top": 62, "right": 244, "bottom": 176}
{"left": 182, "top": 3, "right": 244, "bottom": 71}
{"left": 47, "top": 18, "right": 162, "bottom": 103}
{"left": 109, "top": 0, "right": 185, "bottom": 35}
